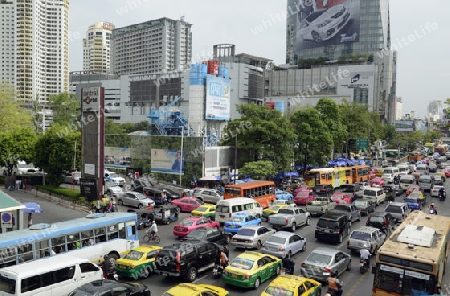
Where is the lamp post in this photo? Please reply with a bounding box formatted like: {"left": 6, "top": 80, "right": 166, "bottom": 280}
{"left": 180, "top": 126, "right": 184, "bottom": 186}
{"left": 234, "top": 134, "right": 237, "bottom": 184}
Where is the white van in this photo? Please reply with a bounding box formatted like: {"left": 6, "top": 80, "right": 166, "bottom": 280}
{"left": 397, "top": 164, "right": 411, "bottom": 174}
{"left": 0, "top": 255, "right": 103, "bottom": 296}
{"left": 416, "top": 164, "right": 428, "bottom": 175}
{"left": 382, "top": 167, "right": 400, "bottom": 183}
{"left": 418, "top": 175, "right": 433, "bottom": 191}
{"left": 399, "top": 175, "right": 415, "bottom": 191}
{"left": 215, "top": 197, "right": 263, "bottom": 224}
{"left": 363, "top": 187, "right": 386, "bottom": 206}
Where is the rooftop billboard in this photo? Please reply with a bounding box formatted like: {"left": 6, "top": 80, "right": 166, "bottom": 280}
{"left": 395, "top": 120, "right": 414, "bottom": 132}
{"left": 295, "top": 0, "right": 360, "bottom": 51}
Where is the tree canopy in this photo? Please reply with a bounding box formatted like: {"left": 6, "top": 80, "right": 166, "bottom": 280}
{"left": 0, "top": 82, "right": 33, "bottom": 132}
{"left": 48, "top": 93, "right": 81, "bottom": 127}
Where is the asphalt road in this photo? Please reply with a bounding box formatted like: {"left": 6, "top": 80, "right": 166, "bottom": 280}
{"left": 5, "top": 178, "right": 450, "bottom": 296}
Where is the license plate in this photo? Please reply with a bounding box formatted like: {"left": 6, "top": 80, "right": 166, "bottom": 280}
{"left": 360, "top": 262, "right": 364, "bottom": 266}
{"left": 232, "top": 274, "right": 237, "bottom": 278}
{"left": 163, "top": 272, "right": 169, "bottom": 276}
{"left": 229, "top": 225, "right": 234, "bottom": 228}
{"left": 220, "top": 215, "right": 225, "bottom": 218}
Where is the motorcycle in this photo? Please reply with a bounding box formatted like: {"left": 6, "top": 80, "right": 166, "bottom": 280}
{"left": 212, "top": 262, "right": 228, "bottom": 278}
{"left": 360, "top": 258, "right": 370, "bottom": 274}
{"left": 439, "top": 190, "right": 446, "bottom": 201}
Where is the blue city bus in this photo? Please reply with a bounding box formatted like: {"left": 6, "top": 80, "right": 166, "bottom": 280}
{"left": 0, "top": 212, "right": 139, "bottom": 268}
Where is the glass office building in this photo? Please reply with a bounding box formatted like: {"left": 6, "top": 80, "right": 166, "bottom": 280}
{"left": 286, "top": 0, "right": 390, "bottom": 64}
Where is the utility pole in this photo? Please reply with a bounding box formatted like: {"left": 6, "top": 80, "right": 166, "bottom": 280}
{"left": 234, "top": 134, "right": 237, "bottom": 184}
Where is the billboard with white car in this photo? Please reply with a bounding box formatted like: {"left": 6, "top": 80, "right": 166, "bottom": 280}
{"left": 296, "top": 0, "right": 360, "bottom": 50}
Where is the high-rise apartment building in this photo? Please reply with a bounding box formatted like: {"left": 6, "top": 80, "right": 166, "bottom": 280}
{"left": 0, "top": 0, "right": 69, "bottom": 104}
{"left": 286, "top": 0, "right": 390, "bottom": 63}
{"left": 111, "top": 17, "right": 192, "bottom": 75}
{"left": 83, "top": 22, "right": 115, "bottom": 74}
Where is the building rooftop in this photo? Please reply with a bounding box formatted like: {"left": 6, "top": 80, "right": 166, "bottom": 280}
{"left": 112, "top": 17, "right": 191, "bottom": 37}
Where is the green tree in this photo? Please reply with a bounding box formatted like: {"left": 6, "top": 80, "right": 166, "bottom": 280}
{"left": 220, "top": 103, "right": 296, "bottom": 170}
{"left": 290, "top": 108, "right": 333, "bottom": 170}
{"left": 239, "top": 160, "right": 277, "bottom": 180}
{"left": 0, "top": 127, "right": 37, "bottom": 175}
{"left": 33, "top": 124, "right": 81, "bottom": 185}
{"left": 48, "top": 93, "right": 81, "bottom": 126}
{"left": 0, "top": 82, "right": 33, "bottom": 132}
{"left": 315, "top": 98, "right": 348, "bottom": 154}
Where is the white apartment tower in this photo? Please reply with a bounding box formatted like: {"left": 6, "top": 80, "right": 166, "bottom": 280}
{"left": 0, "top": 0, "right": 69, "bottom": 104}
{"left": 111, "top": 17, "right": 192, "bottom": 75}
{"left": 83, "top": 22, "right": 115, "bottom": 73}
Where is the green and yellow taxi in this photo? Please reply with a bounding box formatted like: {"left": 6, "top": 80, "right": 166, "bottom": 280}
{"left": 115, "top": 245, "right": 162, "bottom": 279}
{"left": 409, "top": 191, "right": 425, "bottom": 203}
{"left": 191, "top": 203, "right": 216, "bottom": 220}
{"left": 435, "top": 171, "right": 446, "bottom": 182}
{"left": 262, "top": 204, "right": 291, "bottom": 220}
{"left": 222, "top": 251, "right": 281, "bottom": 289}
{"left": 261, "top": 274, "right": 322, "bottom": 296}
{"left": 162, "top": 283, "right": 229, "bottom": 296}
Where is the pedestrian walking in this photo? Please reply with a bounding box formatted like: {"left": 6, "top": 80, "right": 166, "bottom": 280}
{"left": 28, "top": 213, "right": 33, "bottom": 228}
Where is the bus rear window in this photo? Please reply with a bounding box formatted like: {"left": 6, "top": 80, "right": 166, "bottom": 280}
{"left": 216, "top": 205, "right": 229, "bottom": 213}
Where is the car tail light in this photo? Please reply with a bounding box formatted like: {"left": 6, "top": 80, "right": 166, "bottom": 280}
{"left": 229, "top": 213, "right": 232, "bottom": 217}
{"left": 347, "top": 241, "right": 349, "bottom": 246}
{"left": 279, "top": 247, "right": 285, "bottom": 251}
{"left": 301, "top": 262, "right": 306, "bottom": 268}
{"left": 176, "top": 263, "right": 181, "bottom": 272}
{"left": 176, "top": 252, "right": 180, "bottom": 263}
{"left": 323, "top": 267, "right": 331, "bottom": 273}
{"left": 267, "top": 217, "right": 270, "bottom": 222}
{"left": 286, "top": 218, "right": 289, "bottom": 224}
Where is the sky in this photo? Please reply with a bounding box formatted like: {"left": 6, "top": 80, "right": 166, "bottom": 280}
{"left": 68, "top": 0, "right": 450, "bottom": 119}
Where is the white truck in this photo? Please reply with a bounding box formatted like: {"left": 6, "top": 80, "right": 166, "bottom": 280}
{"left": 305, "top": 196, "right": 336, "bottom": 216}
{"left": 268, "top": 206, "right": 311, "bottom": 232}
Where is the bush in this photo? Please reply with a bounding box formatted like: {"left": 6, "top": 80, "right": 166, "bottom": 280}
{"left": 36, "top": 185, "right": 83, "bottom": 200}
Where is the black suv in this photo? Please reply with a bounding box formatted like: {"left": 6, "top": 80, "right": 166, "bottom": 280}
{"left": 315, "top": 211, "right": 350, "bottom": 243}
{"left": 145, "top": 188, "right": 168, "bottom": 205}
{"left": 313, "top": 185, "right": 334, "bottom": 196}
{"left": 155, "top": 241, "right": 219, "bottom": 282}
{"left": 131, "top": 179, "right": 153, "bottom": 194}
{"left": 68, "top": 279, "right": 150, "bottom": 296}
{"left": 366, "top": 211, "right": 395, "bottom": 235}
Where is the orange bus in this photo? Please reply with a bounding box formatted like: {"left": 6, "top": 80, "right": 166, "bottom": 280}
{"left": 408, "top": 151, "right": 423, "bottom": 162}
{"left": 304, "top": 167, "right": 351, "bottom": 189}
{"left": 352, "top": 164, "right": 371, "bottom": 183}
{"left": 224, "top": 180, "right": 276, "bottom": 208}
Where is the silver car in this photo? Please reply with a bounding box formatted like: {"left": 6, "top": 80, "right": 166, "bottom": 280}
{"left": 230, "top": 225, "right": 276, "bottom": 250}
{"left": 300, "top": 247, "right": 351, "bottom": 282}
{"left": 64, "top": 172, "right": 81, "bottom": 184}
{"left": 260, "top": 231, "right": 306, "bottom": 258}
{"left": 194, "top": 188, "right": 223, "bottom": 204}
{"left": 105, "top": 180, "right": 123, "bottom": 197}
{"left": 117, "top": 191, "right": 155, "bottom": 209}
{"left": 347, "top": 226, "right": 386, "bottom": 253}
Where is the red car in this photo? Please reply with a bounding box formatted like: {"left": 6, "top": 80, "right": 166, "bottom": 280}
{"left": 294, "top": 190, "right": 318, "bottom": 206}
{"left": 330, "top": 192, "right": 353, "bottom": 205}
{"left": 293, "top": 185, "right": 312, "bottom": 197}
{"left": 370, "top": 177, "right": 385, "bottom": 187}
{"left": 171, "top": 197, "right": 202, "bottom": 212}
{"left": 173, "top": 216, "right": 220, "bottom": 238}
{"left": 405, "top": 185, "right": 422, "bottom": 197}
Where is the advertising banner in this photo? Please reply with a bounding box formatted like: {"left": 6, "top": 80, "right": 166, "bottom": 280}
{"left": 80, "top": 178, "right": 98, "bottom": 201}
{"left": 395, "top": 120, "right": 414, "bottom": 132}
{"left": 205, "top": 74, "right": 231, "bottom": 121}
{"left": 81, "top": 87, "right": 104, "bottom": 112}
{"left": 296, "top": 0, "right": 360, "bottom": 51}
{"left": 151, "top": 149, "right": 184, "bottom": 175}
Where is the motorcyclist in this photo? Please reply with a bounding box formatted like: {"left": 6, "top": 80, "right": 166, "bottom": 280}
{"left": 360, "top": 248, "right": 371, "bottom": 271}
{"left": 101, "top": 254, "right": 115, "bottom": 279}
{"left": 282, "top": 256, "right": 295, "bottom": 275}
{"left": 429, "top": 203, "right": 438, "bottom": 215}
{"left": 219, "top": 248, "right": 228, "bottom": 266}
{"left": 439, "top": 187, "right": 445, "bottom": 200}
{"left": 327, "top": 271, "right": 343, "bottom": 296}
{"left": 162, "top": 189, "right": 168, "bottom": 203}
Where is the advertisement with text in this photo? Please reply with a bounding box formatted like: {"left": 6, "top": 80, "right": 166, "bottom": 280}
{"left": 151, "top": 149, "right": 184, "bottom": 175}
{"left": 205, "top": 74, "right": 231, "bottom": 121}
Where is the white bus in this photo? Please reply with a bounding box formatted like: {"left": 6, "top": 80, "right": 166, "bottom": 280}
{"left": 0, "top": 255, "right": 103, "bottom": 296}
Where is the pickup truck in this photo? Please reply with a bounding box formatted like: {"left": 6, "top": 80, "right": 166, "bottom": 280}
{"left": 268, "top": 206, "right": 311, "bottom": 232}
{"left": 330, "top": 203, "right": 361, "bottom": 223}
{"left": 305, "top": 196, "right": 336, "bottom": 216}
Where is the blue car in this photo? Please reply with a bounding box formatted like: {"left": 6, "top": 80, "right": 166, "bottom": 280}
{"left": 275, "top": 189, "right": 294, "bottom": 202}
{"left": 404, "top": 196, "right": 421, "bottom": 210}
{"left": 224, "top": 213, "right": 262, "bottom": 234}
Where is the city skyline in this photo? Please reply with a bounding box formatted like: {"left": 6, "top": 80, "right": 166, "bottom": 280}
{"left": 67, "top": 0, "right": 450, "bottom": 119}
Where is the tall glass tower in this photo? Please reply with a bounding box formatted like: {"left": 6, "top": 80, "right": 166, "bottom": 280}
{"left": 286, "top": 0, "right": 390, "bottom": 64}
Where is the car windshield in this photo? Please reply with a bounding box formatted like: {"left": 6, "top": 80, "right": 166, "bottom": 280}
{"left": 306, "top": 252, "right": 332, "bottom": 264}
{"left": 236, "top": 229, "right": 255, "bottom": 236}
{"left": 268, "top": 205, "right": 280, "bottom": 210}
{"left": 108, "top": 172, "right": 119, "bottom": 178}
{"left": 135, "top": 193, "right": 147, "bottom": 200}
{"left": 364, "top": 190, "right": 377, "bottom": 197}
{"left": 186, "top": 229, "right": 206, "bottom": 240}
{"left": 350, "top": 231, "right": 371, "bottom": 241}
{"left": 405, "top": 197, "right": 418, "bottom": 203}
{"left": 124, "top": 250, "right": 144, "bottom": 260}
{"left": 297, "top": 192, "right": 308, "bottom": 197}
{"left": 409, "top": 193, "right": 422, "bottom": 198}
{"left": 180, "top": 220, "right": 195, "bottom": 226}
{"left": 195, "top": 206, "right": 208, "bottom": 212}
{"left": 228, "top": 216, "right": 244, "bottom": 222}
{"left": 264, "top": 286, "right": 294, "bottom": 296}
{"left": 317, "top": 219, "right": 339, "bottom": 229}
{"left": 419, "top": 178, "right": 431, "bottom": 183}
{"left": 385, "top": 205, "right": 402, "bottom": 213}
{"left": 266, "top": 235, "right": 287, "bottom": 244}
{"left": 354, "top": 200, "right": 367, "bottom": 207}
{"left": 369, "top": 216, "right": 384, "bottom": 223}
{"left": 230, "top": 258, "right": 254, "bottom": 270}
